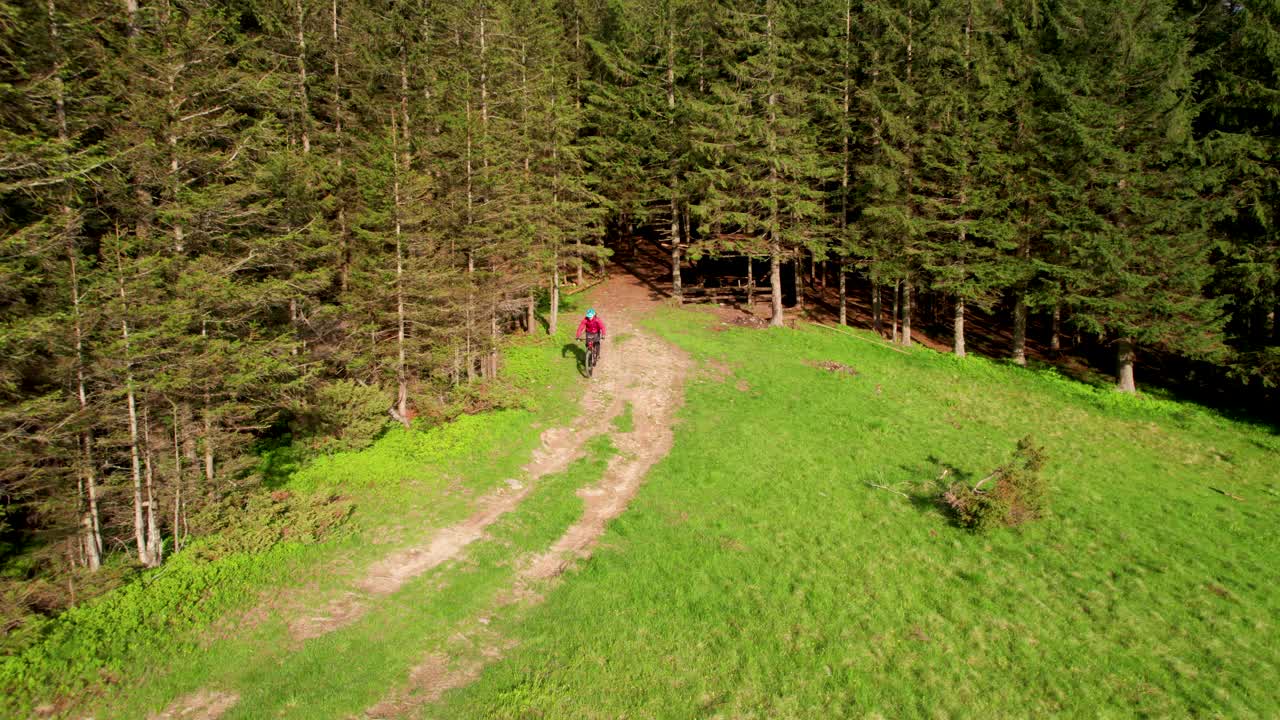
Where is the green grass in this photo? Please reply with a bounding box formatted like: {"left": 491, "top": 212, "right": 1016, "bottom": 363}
{"left": 0, "top": 322, "right": 589, "bottom": 720}
{"left": 430, "top": 307, "right": 1280, "bottom": 719}
{"left": 612, "top": 402, "right": 634, "bottom": 434}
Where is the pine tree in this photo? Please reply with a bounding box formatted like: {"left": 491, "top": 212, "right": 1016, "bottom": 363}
{"left": 852, "top": 0, "right": 932, "bottom": 344}
{"left": 1033, "top": 0, "right": 1221, "bottom": 391}
{"left": 693, "top": 0, "right": 830, "bottom": 327}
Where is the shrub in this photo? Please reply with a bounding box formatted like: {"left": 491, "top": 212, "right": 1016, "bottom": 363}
{"left": 941, "top": 436, "right": 1049, "bottom": 531}
{"left": 295, "top": 379, "right": 390, "bottom": 454}
{"left": 188, "top": 490, "right": 353, "bottom": 559}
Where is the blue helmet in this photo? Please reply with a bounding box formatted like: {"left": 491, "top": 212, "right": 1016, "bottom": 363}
{"left": 586, "top": 308, "right": 597, "bottom": 319}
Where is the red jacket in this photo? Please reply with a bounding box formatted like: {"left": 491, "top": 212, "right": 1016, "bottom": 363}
{"left": 576, "top": 316, "right": 605, "bottom": 339}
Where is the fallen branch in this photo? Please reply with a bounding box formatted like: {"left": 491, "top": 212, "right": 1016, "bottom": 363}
{"left": 565, "top": 276, "right": 608, "bottom": 297}
{"left": 810, "top": 322, "right": 910, "bottom": 355}
{"left": 1210, "top": 487, "right": 1244, "bottom": 501}
{"left": 866, "top": 482, "right": 910, "bottom": 498}
{"left": 972, "top": 471, "right": 999, "bottom": 493}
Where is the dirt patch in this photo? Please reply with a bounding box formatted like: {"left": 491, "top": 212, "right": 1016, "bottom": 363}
{"left": 364, "top": 654, "right": 474, "bottom": 718}
{"left": 363, "top": 630, "right": 518, "bottom": 718}
{"left": 149, "top": 690, "right": 239, "bottom": 720}
{"left": 703, "top": 358, "right": 734, "bottom": 383}
{"left": 806, "top": 359, "right": 859, "bottom": 376}
{"left": 291, "top": 591, "right": 367, "bottom": 642}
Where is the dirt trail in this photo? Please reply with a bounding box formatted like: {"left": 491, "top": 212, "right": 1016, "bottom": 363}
{"left": 290, "top": 270, "right": 680, "bottom": 645}
{"left": 364, "top": 272, "right": 691, "bottom": 717}
{"left": 290, "top": 348, "right": 627, "bottom": 643}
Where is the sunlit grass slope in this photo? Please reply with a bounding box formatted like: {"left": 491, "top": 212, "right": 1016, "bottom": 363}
{"left": 432, "top": 306, "right": 1280, "bottom": 719}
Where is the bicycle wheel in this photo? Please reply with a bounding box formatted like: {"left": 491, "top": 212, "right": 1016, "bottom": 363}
{"left": 585, "top": 343, "right": 595, "bottom": 377}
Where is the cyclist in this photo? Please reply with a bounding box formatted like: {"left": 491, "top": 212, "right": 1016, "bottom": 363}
{"left": 575, "top": 308, "right": 606, "bottom": 364}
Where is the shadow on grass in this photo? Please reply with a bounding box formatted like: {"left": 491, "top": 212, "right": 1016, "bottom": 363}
{"left": 896, "top": 455, "right": 978, "bottom": 529}
{"left": 257, "top": 440, "right": 306, "bottom": 489}
{"left": 563, "top": 342, "right": 587, "bottom": 377}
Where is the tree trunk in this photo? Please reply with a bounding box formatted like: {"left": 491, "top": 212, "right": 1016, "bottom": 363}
{"left": 69, "top": 237, "right": 102, "bottom": 570}
{"left": 746, "top": 255, "right": 754, "bottom": 311}
{"left": 766, "top": 11, "right": 782, "bottom": 329}
{"left": 293, "top": 0, "right": 311, "bottom": 154}
{"left": 681, "top": 209, "right": 692, "bottom": 280}
{"left": 126, "top": 361, "right": 149, "bottom": 565}
{"left": 142, "top": 410, "right": 162, "bottom": 566}
{"left": 1273, "top": 287, "right": 1279, "bottom": 343}
{"left": 202, "top": 406, "right": 214, "bottom": 483}
{"left": 489, "top": 311, "right": 499, "bottom": 379}
{"left": 670, "top": 199, "right": 682, "bottom": 302}
{"left": 838, "top": 265, "right": 847, "bottom": 326}
{"left": 399, "top": 45, "right": 411, "bottom": 163}
{"left": 769, "top": 240, "right": 784, "bottom": 327}
{"left": 526, "top": 293, "right": 536, "bottom": 334}
{"left": 51, "top": 0, "right": 102, "bottom": 571}
{"left": 391, "top": 111, "right": 410, "bottom": 428}
{"left": 953, "top": 296, "right": 966, "bottom": 358}
{"left": 171, "top": 401, "right": 183, "bottom": 555}
{"left": 115, "top": 241, "right": 153, "bottom": 567}
{"left": 200, "top": 323, "right": 214, "bottom": 483}
{"left": 164, "top": 67, "right": 184, "bottom": 254}
{"left": 891, "top": 280, "right": 900, "bottom": 343}
{"left": 576, "top": 238, "right": 584, "bottom": 285}
{"left": 550, "top": 263, "right": 560, "bottom": 336}
{"left": 125, "top": 0, "right": 139, "bottom": 36}
{"left": 333, "top": 0, "right": 348, "bottom": 292}
{"left": 872, "top": 280, "right": 882, "bottom": 337}
{"left": 1050, "top": 303, "right": 1061, "bottom": 352}
{"left": 1116, "top": 337, "right": 1137, "bottom": 393}
{"left": 902, "top": 279, "right": 913, "bottom": 347}
{"left": 667, "top": 18, "right": 681, "bottom": 303}
{"left": 1012, "top": 291, "right": 1028, "bottom": 366}
{"left": 794, "top": 253, "right": 805, "bottom": 316}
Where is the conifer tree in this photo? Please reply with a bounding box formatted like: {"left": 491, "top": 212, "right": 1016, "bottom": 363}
{"left": 1033, "top": 0, "right": 1221, "bottom": 391}
{"left": 693, "top": 0, "right": 829, "bottom": 327}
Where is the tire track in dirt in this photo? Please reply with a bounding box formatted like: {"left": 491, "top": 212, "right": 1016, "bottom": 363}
{"left": 289, "top": 364, "right": 627, "bottom": 643}
{"left": 147, "top": 690, "right": 239, "bottom": 720}
{"left": 363, "top": 302, "right": 691, "bottom": 718}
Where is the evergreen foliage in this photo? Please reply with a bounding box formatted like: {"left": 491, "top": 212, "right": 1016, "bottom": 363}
{"left": 1, "top": 0, "right": 1276, "bottom": 631}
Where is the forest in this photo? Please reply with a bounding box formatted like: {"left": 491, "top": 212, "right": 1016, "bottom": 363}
{"left": 1, "top": 0, "right": 1278, "bottom": 647}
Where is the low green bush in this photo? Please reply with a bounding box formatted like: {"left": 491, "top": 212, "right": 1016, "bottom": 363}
{"left": 189, "top": 489, "right": 353, "bottom": 559}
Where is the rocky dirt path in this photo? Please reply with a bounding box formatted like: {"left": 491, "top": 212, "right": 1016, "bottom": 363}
{"left": 363, "top": 274, "right": 691, "bottom": 718}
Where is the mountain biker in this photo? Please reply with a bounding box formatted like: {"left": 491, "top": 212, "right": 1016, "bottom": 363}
{"left": 575, "top": 308, "right": 606, "bottom": 361}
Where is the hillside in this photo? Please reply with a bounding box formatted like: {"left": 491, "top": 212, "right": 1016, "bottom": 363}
{"left": 6, "top": 267, "right": 1277, "bottom": 719}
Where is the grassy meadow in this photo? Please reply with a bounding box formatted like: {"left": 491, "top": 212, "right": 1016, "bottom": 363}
{"left": 6, "top": 299, "right": 1278, "bottom": 719}
{"left": 428, "top": 307, "right": 1280, "bottom": 719}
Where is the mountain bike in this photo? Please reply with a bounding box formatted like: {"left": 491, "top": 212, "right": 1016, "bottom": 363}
{"left": 583, "top": 332, "right": 602, "bottom": 378}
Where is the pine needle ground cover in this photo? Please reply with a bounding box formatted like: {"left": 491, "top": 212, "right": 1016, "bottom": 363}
{"left": 432, "top": 307, "right": 1280, "bottom": 719}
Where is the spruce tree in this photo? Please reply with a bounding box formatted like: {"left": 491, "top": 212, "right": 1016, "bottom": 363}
{"left": 693, "top": 0, "right": 830, "bottom": 327}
